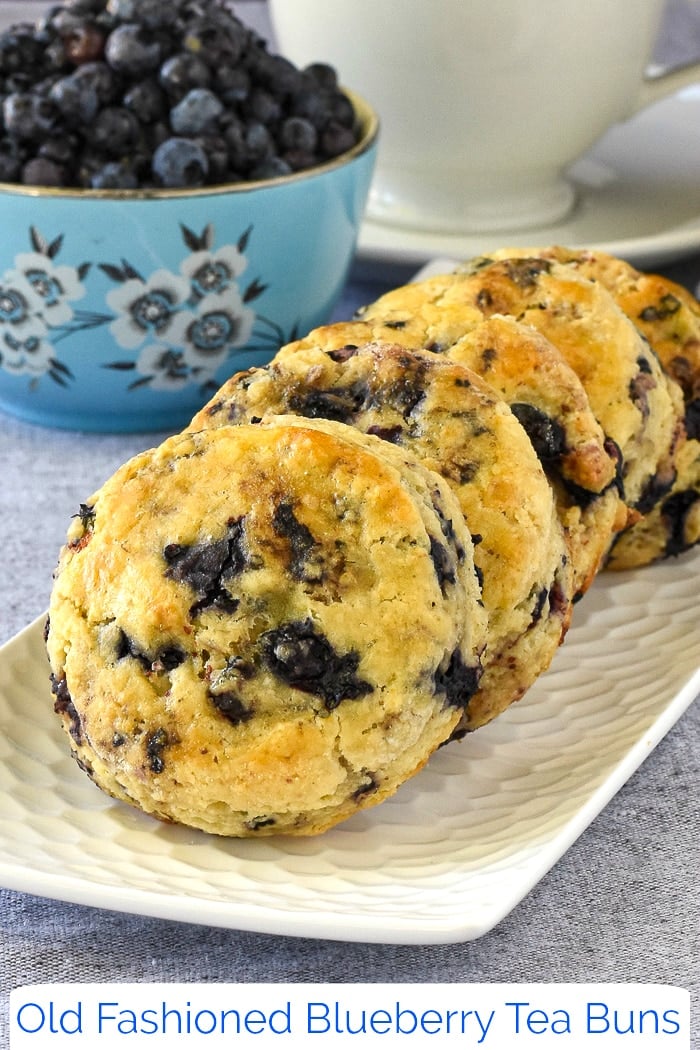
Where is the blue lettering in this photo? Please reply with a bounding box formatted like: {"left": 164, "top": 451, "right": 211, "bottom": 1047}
{"left": 16, "top": 1003, "right": 45, "bottom": 1034}
{"left": 506, "top": 1002, "right": 529, "bottom": 1034}
{"left": 370, "top": 1009, "right": 391, "bottom": 1035}
{"left": 527, "top": 1009, "right": 549, "bottom": 1034}
{"left": 308, "top": 1002, "right": 330, "bottom": 1034}
{"left": 551, "top": 1010, "right": 571, "bottom": 1035}
{"left": 587, "top": 1002, "right": 609, "bottom": 1034}
{"left": 117, "top": 1010, "right": 137, "bottom": 1035}
{"left": 195, "top": 1009, "right": 217, "bottom": 1035}
{"left": 98, "top": 1002, "right": 118, "bottom": 1034}
{"left": 244, "top": 1009, "right": 266, "bottom": 1035}
{"left": 162, "top": 1002, "right": 185, "bottom": 1034}
{"left": 269, "top": 1004, "right": 292, "bottom": 1034}
{"left": 420, "top": 1009, "right": 443, "bottom": 1035}
{"left": 396, "top": 1005, "right": 417, "bottom": 1034}
{"left": 139, "top": 1009, "right": 159, "bottom": 1035}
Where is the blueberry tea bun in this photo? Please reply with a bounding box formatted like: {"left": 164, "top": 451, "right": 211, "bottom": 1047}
{"left": 46, "top": 420, "right": 486, "bottom": 836}
{"left": 468, "top": 245, "right": 700, "bottom": 568}
{"left": 429, "top": 258, "right": 685, "bottom": 551}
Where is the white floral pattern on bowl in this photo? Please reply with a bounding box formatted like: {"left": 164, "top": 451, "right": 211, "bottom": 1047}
{"left": 0, "top": 224, "right": 269, "bottom": 397}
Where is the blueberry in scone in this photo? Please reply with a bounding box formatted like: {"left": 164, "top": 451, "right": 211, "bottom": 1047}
{"left": 189, "top": 342, "right": 574, "bottom": 732}
{"left": 46, "top": 419, "right": 486, "bottom": 836}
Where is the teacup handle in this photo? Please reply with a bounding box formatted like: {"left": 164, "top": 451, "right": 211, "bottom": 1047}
{"left": 634, "top": 59, "right": 700, "bottom": 113}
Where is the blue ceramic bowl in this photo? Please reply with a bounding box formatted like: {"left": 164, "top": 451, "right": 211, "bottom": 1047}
{"left": 0, "top": 91, "right": 378, "bottom": 433}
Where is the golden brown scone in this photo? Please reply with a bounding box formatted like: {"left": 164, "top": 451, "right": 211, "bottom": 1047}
{"left": 190, "top": 341, "right": 574, "bottom": 732}
{"left": 463, "top": 246, "right": 699, "bottom": 567}
{"left": 47, "top": 420, "right": 487, "bottom": 837}
{"left": 442, "top": 258, "right": 685, "bottom": 530}
{"left": 351, "top": 280, "right": 626, "bottom": 595}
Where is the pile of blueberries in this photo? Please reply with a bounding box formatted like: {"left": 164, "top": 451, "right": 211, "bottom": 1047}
{"left": 0, "top": 0, "right": 362, "bottom": 190}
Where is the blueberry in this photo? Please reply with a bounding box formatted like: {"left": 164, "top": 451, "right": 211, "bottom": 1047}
{"left": 182, "top": 14, "right": 247, "bottom": 67}
{"left": 287, "top": 383, "right": 365, "bottom": 423}
{"left": 261, "top": 619, "right": 373, "bottom": 709}
{"left": 248, "top": 51, "right": 302, "bottom": 97}
{"left": 249, "top": 156, "right": 292, "bottom": 180}
{"left": 222, "top": 119, "right": 249, "bottom": 170}
{"left": 215, "top": 65, "right": 250, "bottom": 105}
{"left": 280, "top": 116, "right": 317, "bottom": 154}
{"left": 3, "top": 93, "right": 57, "bottom": 141}
{"left": 272, "top": 501, "right": 320, "bottom": 581}
{"left": 209, "top": 691, "right": 252, "bottom": 726}
{"left": 43, "top": 37, "right": 70, "bottom": 73}
{"left": 50, "top": 74, "right": 100, "bottom": 125}
{"left": 22, "top": 156, "right": 66, "bottom": 187}
{"left": 50, "top": 674, "right": 83, "bottom": 745}
{"left": 328, "top": 91, "right": 356, "bottom": 128}
{"left": 90, "top": 160, "right": 138, "bottom": 188}
{"left": 104, "top": 23, "right": 161, "bottom": 77}
{"left": 76, "top": 149, "right": 108, "bottom": 187}
{"left": 151, "top": 135, "right": 208, "bottom": 186}
{"left": 244, "top": 87, "right": 281, "bottom": 126}
{"left": 106, "top": 0, "right": 138, "bottom": 18}
{"left": 196, "top": 133, "right": 229, "bottom": 182}
{"left": 434, "top": 648, "right": 481, "bottom": 710}
{"left": 63, "top": 0, "right": 107, "bottom": 13}
{"left": 91, "top": 105, "right": 141, "bottom": 154}
{"left": 321, "top": 121, "right": 357, "bottom": 158}
{"left": 662, "top": 489, "right": 700, "bottom": 557}
{"left": 39, "top": 134, "right": 80, "bottom": 166}
{"left": 243, "top": 121, "right": 274, "bottom": 163}
{"left": 291, "top": 89, "right": 332, "bottom": 129}
{"left": 71, "top": 60, "right": 121, "bottom": 105}
{"left": 145, "top": 727, "right": 169, "bottom": 774}
{"left": 225, "top": 119, "right": 274, "bottom": 174}
{"left": 123, "top": 78, "right": 167, "bottom": 123}
{"left": 281, "top": 149, "right": 316, "bottom": 172}
{"left": 146, "top": 120, "right": 170, "bottom": 152}
{"left": 0, "top": 138, "right": 24, "bottom": 181}
{"left": 159, "top": 52, "right": 211, "bottom": 100}
{"left": 0, "top": 28, "right": 45, "bottom": 75}
{"left": 428, "top": 536, "right": 457, "bottom": 595}
{"left": 63, "top": 22, "right": 106, "bottom": 65}
{"left": 170, "top": 87, "right": 223, "bottom": 135}
{"left": 304, "top": 62, "right": 338, "bottom": 91}
{"left": 163, "top": 519, "right": 247, "bottom": 612}
{"left": 124, "top": 0, "right": 175, "bottom": 29}
{"left": 510, "top": 403, "right": 567, "bottom": 469}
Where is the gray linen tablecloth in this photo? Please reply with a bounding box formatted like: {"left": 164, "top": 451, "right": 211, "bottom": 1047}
{"left": 0, "top": 0, "right": 699, "bottom": 1045}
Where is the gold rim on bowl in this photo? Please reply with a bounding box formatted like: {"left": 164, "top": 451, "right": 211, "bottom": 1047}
{"left": 0, "top": 89, "right": 379, "bottom": 201}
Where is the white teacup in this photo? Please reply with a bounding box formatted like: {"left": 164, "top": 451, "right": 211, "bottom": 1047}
{"left": 270, "top": 0, "right": 700, "bottom": 234}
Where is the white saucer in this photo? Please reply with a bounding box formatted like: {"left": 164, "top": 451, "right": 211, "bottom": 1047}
{"left": 358, "top": 85, "right": 700, "bottom": 269}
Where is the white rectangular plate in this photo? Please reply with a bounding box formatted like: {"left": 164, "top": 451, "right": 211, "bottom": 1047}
{"left": 0, "top": 549, "right": 698, "bottom": 944}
